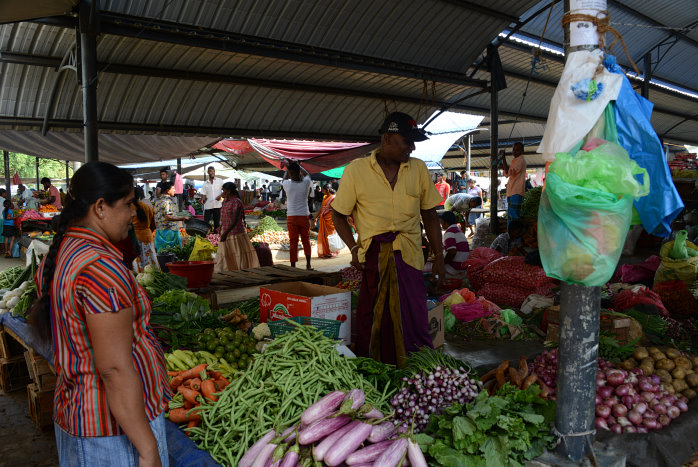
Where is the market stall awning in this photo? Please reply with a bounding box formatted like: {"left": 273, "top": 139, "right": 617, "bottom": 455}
{"left": 412, "top": 111, "right": 484, "bottom": 164}
{"left": 215, "top": 139, "right": 378, "bottom": 174}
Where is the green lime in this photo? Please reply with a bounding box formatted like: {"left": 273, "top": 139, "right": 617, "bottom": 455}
{"left": 214, "top": 350, "right": 224, "bottom": 358}
{"left": 215, "top": 345, "right": 225, "bottom": 355}
{"left": 229, "top": 361, "right": 239, "bottom": 370}
{"left": 233, "top": 349, "right": 241, "bottom": 358}
{"left": 203, "top": 328, "right": 214, "bottom": 335}
{"left": 206, "top": 340, "right": 217, "bottom": 352}
{"left": 225, "top": 343, "right": 235, "bottom": 352}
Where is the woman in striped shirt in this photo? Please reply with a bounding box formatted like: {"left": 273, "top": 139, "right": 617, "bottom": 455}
{"left": 30, "top": 162, "right": 170, "bottom": 467}
{"left": 439, "top": 211, "right": 470, "bottom": 275}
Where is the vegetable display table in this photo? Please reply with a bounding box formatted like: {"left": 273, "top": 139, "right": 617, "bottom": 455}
{"left": 209, "top": 265, "right": 341, "bottom": 306}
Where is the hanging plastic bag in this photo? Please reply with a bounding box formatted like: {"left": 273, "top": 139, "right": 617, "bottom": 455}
{"left": 188, "top": 236, "right": 217, "bottom": 261}
{"left": 327, "top": 232, "right": 345, "bottom": 253}
{"left": 538, "top": 141, "right": 649, "bottom": 286}
{"left": 669, "top": 231, "right": 690, "bottom": 259}
{"left": 653, "top": 239, "right": 698, "bottom": 288}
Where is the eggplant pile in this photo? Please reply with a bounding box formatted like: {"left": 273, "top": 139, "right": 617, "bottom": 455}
{"left": 241, "top": 389, "right": 427, "bottom": 467}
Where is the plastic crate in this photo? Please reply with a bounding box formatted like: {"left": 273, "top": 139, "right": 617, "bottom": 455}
{"left": 268, "top": 317, "right": 340, "bottom": 340}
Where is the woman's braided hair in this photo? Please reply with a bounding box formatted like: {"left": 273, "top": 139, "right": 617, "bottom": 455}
{"left": 29, "top": 162, "right": 133, "bottom": 341}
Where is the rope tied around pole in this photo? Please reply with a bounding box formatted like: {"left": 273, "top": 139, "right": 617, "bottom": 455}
{"left": 561, "top": 10, "right": 641, "bottom": 75}
{"left": 551, "top": 424, "right": 596, "bottom": 450}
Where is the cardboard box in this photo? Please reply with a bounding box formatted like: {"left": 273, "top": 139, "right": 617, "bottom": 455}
{"left": 428, "top": 303, "right": 445, "bottom": 348}
{"left": 260, "top": 282, "right": 351, "bottom": 344}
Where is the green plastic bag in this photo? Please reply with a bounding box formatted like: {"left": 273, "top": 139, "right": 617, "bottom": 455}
{"left": 538, "top": 142, "right": 649, "bottom": 286}
{"left": 670, "top": 230, "right": 688, "bottom": 259}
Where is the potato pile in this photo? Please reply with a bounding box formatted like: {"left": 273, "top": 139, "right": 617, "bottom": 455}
{"left": 620, "top": 346, "right": 698, "bottom": 399}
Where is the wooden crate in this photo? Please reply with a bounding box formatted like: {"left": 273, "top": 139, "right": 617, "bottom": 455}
{"left": 27, "top": 383, "right": 53, "bottom": 430}
{"left": 24, "top": 349, "right": 56, "bottom": 392}
{"left": 0, "top": 356, "right": 32, "bottom": 393}
{"left": 0, "top": 328, "right": 26, "bottom": 359}
{"left": 545, "top": 308, "right": 631, "bottom": 344}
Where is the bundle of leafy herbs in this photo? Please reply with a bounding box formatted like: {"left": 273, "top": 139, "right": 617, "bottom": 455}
{"left": 404, "top": 347, "right": 474, "bottom": 377}
{"left": 159, "top": 237, "right": 197, "bottom": 261}
{"left": 598, "top": 331, "right": 639, "bottom": 362}
{"left": 416, "top": 383, "right": 556, "bottom": 467}
{"left": 150, "top": 290, "right": 228, "bottom": 350}
{"left": 353, "top": 357, "right": 405, "bottom": 398}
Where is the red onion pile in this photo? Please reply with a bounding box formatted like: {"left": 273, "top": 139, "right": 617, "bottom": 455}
{"left": 595, "top": 364, "right": 689, "bottom": 433}
{"left": 390, "top": 366, "right": 481, "bottom": 433}
{"left": 340, "top": 267, "right": 363, "bottom": 282}
{"left": 529, "top": 349, "right": 559, "bottom": 398}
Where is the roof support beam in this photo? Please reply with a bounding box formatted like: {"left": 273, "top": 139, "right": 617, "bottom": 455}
{"left": 0, "top": 52, "right": 485, "bottom": 115}
{"left": 32, "top": 13, "right": 487, "bottom": 89}
{"left": 438, "top": 0, "right": 519, "bottom": 23}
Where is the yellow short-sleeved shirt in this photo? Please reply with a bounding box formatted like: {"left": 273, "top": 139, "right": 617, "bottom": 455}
{"left": 332, "top": 149, "right": 443, "bottom": 271}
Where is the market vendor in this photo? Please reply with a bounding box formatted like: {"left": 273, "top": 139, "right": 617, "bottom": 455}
{"left": 29, "top": 162, "right": 170, "bottom": 465}
{"left": 439, "top": 211, "right": 470, "bottom": 275}
{"left": 40, "top": 177, "right": 62, "bottom": 210}
{"left": 332, "top": 111, "right": 444, "bottom": 366}
{"left": 215, "top": 182, "right": 260, "bottom": 272}
{"left": 501, "top": 142, "right": 527, "bottom": 227}
{"left": 154, "top": 181, "right": 188, "bottom": 251}
{"left": 443, "top": 192, "right": 482, "bottom": 237}
{"left": 490, "top": 219, "right": 525, "bottom": 255}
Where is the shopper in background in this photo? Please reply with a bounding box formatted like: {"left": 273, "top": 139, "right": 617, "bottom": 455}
{"left": 132, "top": 186, "right": 160, "bottom": 273}
{"left": 154, "top": 168, "right": 169, "bottom": 198}
{"left": 443, "top": 192, "right": 482, "bottom": 237}
{"left": 434, "top": 173, "right": 450, "bottom": 206}
{"left": 40, "top": 177, "right": 63, "bottom": 210}
{"left": 314, "top": 184, "right": 338, "bottom": 258}
{"left": 457, "top": 170, "right": 469, "bottom": 193}
{"left": 215, "top": 182, "right": 260, "bottom": 272}
{"left": 501, "top": 142, "right": 527, "bottom": 227}
{"left": 490, "top": 219, "right": 525, "bottom": 256}
{"left": 29, "top": 162, "right": 169, "bottom": 466}
{"left": 465, "top": 178, "right": 483, "bottom": 236}
{"left": 3, "top": 200, "right": 17, "bottom": 257}
{"left": 332, "top": 111, "right": 443, "bottom": 366}
{"left": 154, "top": 182, "right": 187, "bottom": 251}
{"left": 282, "top": 161, "right": 313, "bottom": 270}
{"left": 199, "top": 166, "right": 224, "bottom": 231}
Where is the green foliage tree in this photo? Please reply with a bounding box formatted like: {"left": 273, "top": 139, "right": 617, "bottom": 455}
{"left": 1, "top": 152, "right": 74, "bottom": 189}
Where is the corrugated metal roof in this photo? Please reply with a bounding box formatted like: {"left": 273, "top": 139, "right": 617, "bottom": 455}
{"left": 0, "top": 0, "right": 696, "bottom": 166}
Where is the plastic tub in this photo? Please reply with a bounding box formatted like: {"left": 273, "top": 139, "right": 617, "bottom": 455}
{"left": 165, "top": 261, "right": 214, "bottom": 288}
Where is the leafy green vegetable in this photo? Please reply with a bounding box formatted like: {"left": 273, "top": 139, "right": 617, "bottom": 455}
{"left": 249, "top": 216, "right": 283, "bottom": 237}
{"left": 444, "top": 307, "right": 457, "bottom": 333}
{"left": 421, "top": 384, "right": 555, "bottom": 466}
{"left": 598, "top": 331, "right": 639, "bottom": 362}
{"left": 228, "top": 297, "right": 261, "bottom": 323}
{"left": 159, "top": 236, "right": 196, "bottom": 261}
{"left": 353, "top": 357, "right": 404, "bottom": 399}
{"left": 521, "top": 186, "right": 542, "bottom": 218}
{"left": 404, "top": 347, "right": 474, "bottom": 377}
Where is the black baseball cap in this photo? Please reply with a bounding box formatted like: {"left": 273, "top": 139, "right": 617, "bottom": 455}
{"left": 379, "top": 112, "right": 428, "bottom": 142}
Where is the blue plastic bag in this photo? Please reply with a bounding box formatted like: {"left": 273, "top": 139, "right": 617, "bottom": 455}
{"left": 604, "top": 55, "right": 684, "bottom": 237}
{"left": 11, "top": 242, "right": 20, "bottom": 258}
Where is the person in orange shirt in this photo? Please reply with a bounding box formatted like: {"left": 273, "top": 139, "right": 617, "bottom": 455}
{"left": 501, "top": 142, "right": 527, "bottom": 227}
{"left": 434, "top": 173, "right": 450, "bottom": 206}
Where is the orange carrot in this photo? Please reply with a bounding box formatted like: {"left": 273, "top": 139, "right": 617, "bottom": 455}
{"left": 207, "top": 370, "right": 223, "bottom": 379}
{"left": 201, "top": 379, "right": 218, "bottom": 403}
{"left": 178, "top": 386, "right": 201, "bottom": 405}
{"left": 167, "top": 371, "right": 180, "bottom": 377}
{"left": 214, "top": 378, "right": 229, "bottom": 391}
{"left": 185, "top": 419, "right": 200, "bottom": 436}
{"left": 169, "top": 375, "right": 184, "bottom": 391}
{"left": 189, "top": 377, "right": 202, "bottom": 391}
{"left": 184, "top": 400, "right": 194, "bottom": 410}
{"left": 167, "top": 407, "right": 201, "bottom": 424}
{"left": 180, "top": 364, "right": 208, "bottom": 380}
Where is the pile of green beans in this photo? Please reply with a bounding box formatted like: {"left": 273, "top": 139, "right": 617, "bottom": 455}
{"left": 187, "top": 325, "right": 392, "bottom": 466}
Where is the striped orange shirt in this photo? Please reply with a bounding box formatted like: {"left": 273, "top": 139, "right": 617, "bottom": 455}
{"left": 36, "top": 227, "right": 170, "bottom": 437}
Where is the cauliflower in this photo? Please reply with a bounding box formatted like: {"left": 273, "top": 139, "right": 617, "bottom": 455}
{"left": 137, "top": 272, "right": 155, "bottom": 287}
{"left": 251, "top": 323, "right": 271, "bottom": 341}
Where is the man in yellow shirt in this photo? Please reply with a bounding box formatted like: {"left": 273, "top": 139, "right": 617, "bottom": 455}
{"left": 332, "top": 112, "right": 444, "bottom": 366}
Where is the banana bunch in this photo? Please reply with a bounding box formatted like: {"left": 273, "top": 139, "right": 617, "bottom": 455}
{"left": 165, "top": 349, "right": 237, "bottom": 378}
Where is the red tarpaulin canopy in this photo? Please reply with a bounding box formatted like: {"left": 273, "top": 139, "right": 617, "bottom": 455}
{"left": 213, "top": 139, "right": 377, "bottom": 173}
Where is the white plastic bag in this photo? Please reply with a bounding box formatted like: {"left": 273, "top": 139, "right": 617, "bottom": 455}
{"left": 537, "top": 50, "right": 623, "bottom": 161}
{"left": 328, "top": 232, "right": 345, "bottom": 252}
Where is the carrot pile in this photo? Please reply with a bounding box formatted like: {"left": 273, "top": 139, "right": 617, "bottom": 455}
{"left": 166, "top": 363, "right": 230, "bottom": 433}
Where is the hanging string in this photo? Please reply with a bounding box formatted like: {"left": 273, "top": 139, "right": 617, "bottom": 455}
{"left": 561, "top": 10, "right": 641, "bottom": 75}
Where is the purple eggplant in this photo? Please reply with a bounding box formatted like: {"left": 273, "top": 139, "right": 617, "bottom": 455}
{"left": 300, "top": 390, "right": 346, "bottom": 426}
{"left": 313, "top": 420, "right": 360, "bottom": 462}
{"left": 240, "top": 429, "right": 276, "bottom": 467}
{"left": 368, "top": 421, "right": 395, "bottom": 443}
{"left": 251, "top": 442, "right": 278, "bottom": 467}
{"left": 279, "top": 444, "right": 300, "bottom": 467}
{"left": 406, "top": 438, "right": 427, "bottom": 467}
{"left": 297, "top": 414, "right": 351, "bottom": 445}
{"left": 345, "top": 439, "right": 395, "bottom": 465}
{"left": 340, "top": 388, "right": 366, "bottom": 412}
{"left": 359, "top": 404, "right": 384, "bottom": 419}
{"left": 374, "top": 437, "right": 408, "bottom": 467}
{"left": 324, "top": 421, "right": 373, "bottom": 466}
{"left": 280, "top": 424, "right": 298, "bottom": 443}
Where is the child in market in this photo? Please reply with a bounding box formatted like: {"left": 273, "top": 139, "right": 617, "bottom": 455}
{"left": 3, "top": 200, "right": 17, "bottom": 257}
{"left": 490, "top": 219, "right": 525, "bottom": 256}
{"left": 184, "top": 199, "right": 196, "bottom": 216}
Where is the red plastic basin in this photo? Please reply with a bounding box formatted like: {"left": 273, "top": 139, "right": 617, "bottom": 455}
{"left": 165, "top": 261, "right": 214, "bottom": 289}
